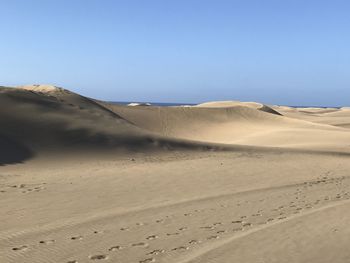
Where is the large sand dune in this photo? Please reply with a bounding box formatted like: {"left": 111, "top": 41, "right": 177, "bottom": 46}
{"left": 1, "top": 85, "right": 350, "bottom": 263}
{"left": 0, "top": 86, "right": 231, "bottom": 165}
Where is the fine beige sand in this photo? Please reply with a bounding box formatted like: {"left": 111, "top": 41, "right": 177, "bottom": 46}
{"left": 2, "top": 85, "right": 350, "bottom": 263}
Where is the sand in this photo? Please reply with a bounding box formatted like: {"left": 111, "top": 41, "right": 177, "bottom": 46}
{"left": 1, "top": 85, "right": 350, "bottom": 263}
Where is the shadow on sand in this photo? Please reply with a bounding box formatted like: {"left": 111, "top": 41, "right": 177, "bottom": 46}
{"left": 0, "top": 135, "right": 34, "bottom": 166}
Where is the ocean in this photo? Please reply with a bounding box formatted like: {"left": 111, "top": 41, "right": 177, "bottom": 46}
{"left": 109, "top": 101, "right": 341, "bottom": 108}
{"left": 109, "top": 101, "right": 197, "bottom": 106}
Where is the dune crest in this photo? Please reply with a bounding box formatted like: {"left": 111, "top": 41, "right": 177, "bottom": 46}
{"left": 196, "top": 100, "right": 282, "bottom": 116}
{"left": 19, "top": 84, "right": 69, "bottom": 93}
{"left": 196, "top": 100, "right": 264, "bottom": 108}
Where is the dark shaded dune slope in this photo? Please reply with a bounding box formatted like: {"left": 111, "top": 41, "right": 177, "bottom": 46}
{"left": 0, "top": 87, "right": 230, "bottom": 165}
{"left": 259, "top": 104, "right": 282, "bottom": 115}
{"left": 0, "top": 134, "right": 33, "bottom": 166}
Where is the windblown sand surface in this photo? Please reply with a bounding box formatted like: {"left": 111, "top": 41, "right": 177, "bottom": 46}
{"left": 1, "top": 85, "right": 350, "bottom": 263}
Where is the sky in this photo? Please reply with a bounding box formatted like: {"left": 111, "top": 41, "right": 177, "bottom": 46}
{"left": 0, "top": 0, "right": 349, "bottom": 106}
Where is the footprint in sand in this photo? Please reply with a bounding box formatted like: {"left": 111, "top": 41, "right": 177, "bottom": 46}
{"left": 39, "top": 239, "right": 55, "bottom": 244}
{"left": 139, "top": 258, "right": 155, "bottom": 263}
{"left": 207, "top": 235, "right": 219, "bottom": 240}
{"left": 189, "top": 240, "right": 201, "bottom": 245}
{"left": 146, "top": 235, "right": 158, "bottom": 240}
{"left": 232, "top": 227, "right": 243, "bottom": 232}
{"left": 67, "top": 260, "right": 78, "bottom": 263}
{"left": 33, "top": 186, "right": 44, "bottom": 192}
{"left": 147, "top": 249, "right": 165, "bottom": 255}
{"left": 132, "top": 242, "right": 149, "bottom": 248}
{"left": 71, "top": 236, "right": 83, "bottom": 241}
{"left": 109, "top": 245, "right": 123, "bottom": 251}
{"left": 167, "top": 232, "right": 179, "bottom": 236}
{"left": 12, "top": 245, "right": 28, "bottom": 251}
{"left": 172, "top": 246, "right": 189, "bottom": 251}
{"left": 89, "top": 254, "right": 108, "bottom": 260}
{"left": 200, "top": 226, "right": 214, "bottom": 230}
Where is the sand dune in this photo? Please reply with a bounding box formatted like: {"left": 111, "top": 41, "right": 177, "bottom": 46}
{"left": 2, "top": 85, "right": 350, "bottom": 263}
{"left": 196, "top": 100, "right": 282, "bottom": 115}
{"left": 0, "top": 85, "right": 231, "bottom": 165}
{"left": 274, "top": 105, "right": 350, "bottom": 128}
{"left": 102, "top": 100, "right": 350, "bottom": 151}
{"left": 2, "top": 85, "right": 349, "bottom": 157}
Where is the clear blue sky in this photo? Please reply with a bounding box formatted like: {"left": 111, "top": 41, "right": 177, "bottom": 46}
{"left": 1, "top": 0, "right": 349, "bottom": 106}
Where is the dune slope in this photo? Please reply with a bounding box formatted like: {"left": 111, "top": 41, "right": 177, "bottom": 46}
{"left": 102, "top": 101, "right": 350, "bottom": 150}
{"left": 0, "top": 86, "right": 229, "bottom": 164}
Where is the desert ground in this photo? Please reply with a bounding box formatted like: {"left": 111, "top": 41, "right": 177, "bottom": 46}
{"left": 1, "top": 85, "right": 350, "bottom": 263}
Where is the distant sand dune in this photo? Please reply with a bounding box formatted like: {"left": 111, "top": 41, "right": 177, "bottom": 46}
{"left": 196, "top": 100, "right": 282, "bottom": 116}
{"left": 102, "top": 100, "right": 350, "bottom": 150}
